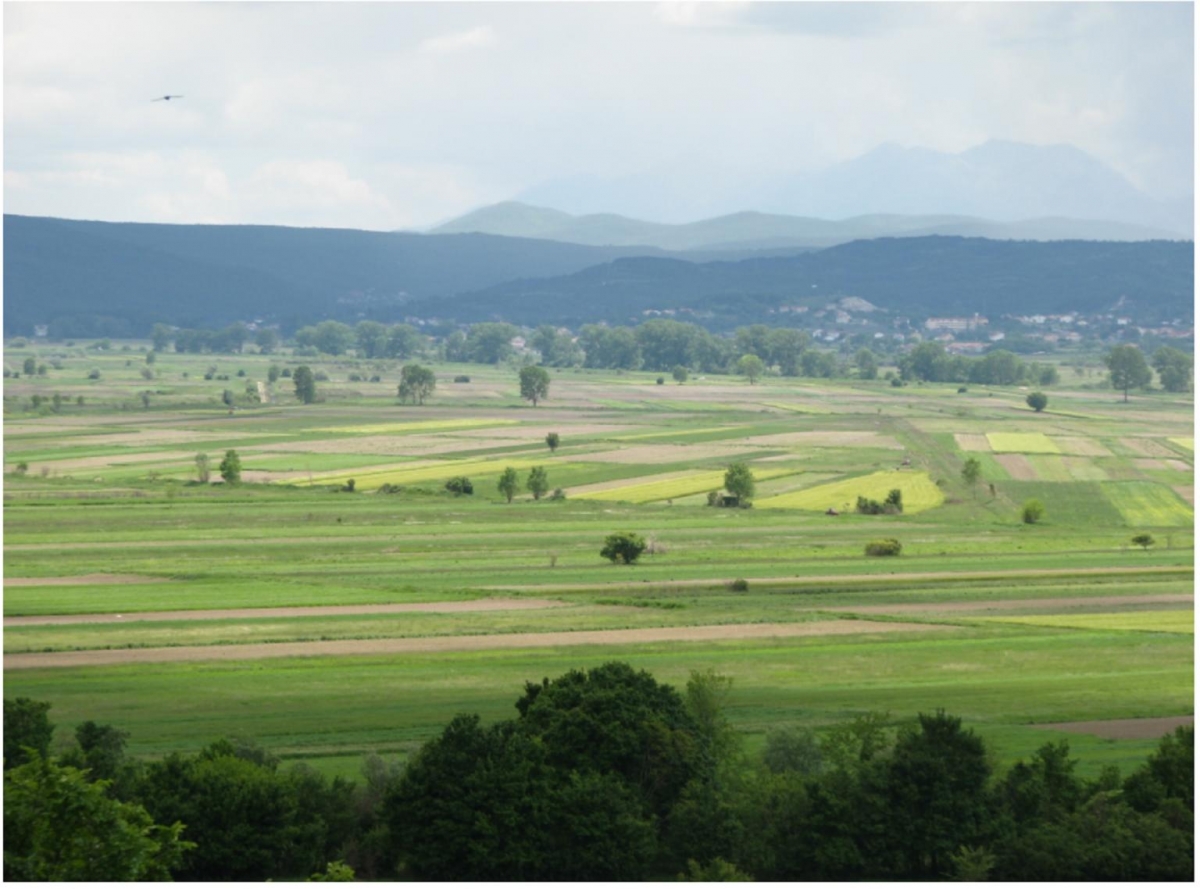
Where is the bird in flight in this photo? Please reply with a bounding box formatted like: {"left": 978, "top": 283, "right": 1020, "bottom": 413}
{"left": 152, "top": 95, "right": 184, "bottom": 102}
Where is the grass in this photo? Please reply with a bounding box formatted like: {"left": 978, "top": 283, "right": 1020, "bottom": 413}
{"left": 978, "top": 610, "right": 1194, "bottom": 634}
{"left": 573, "top": 467, "right": 799, "bottom": 503}
{"left": 986, "top": 432, "right": 1062, "bottom": 454}
{"left": 1102, "top": 481, "right": 1194, "bottom": 527}
{"left": 755, "top": 470, "right": 945, "bottom": 513}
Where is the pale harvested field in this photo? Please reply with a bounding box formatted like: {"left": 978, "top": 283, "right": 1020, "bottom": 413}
{"left": 450, "top": 423, "right": 641, "bottom": 440}
{"left": 567, "top": 470, "right": 699, "bottom": 496}
{"left": 10, "top": 450, "right": 197, "bottom": 473}
{"left": 4, "top": 574, "right": 170, "bottom": 587}
{"left": 954, "top": 433, "right": 991, "bottom": 452}
{"left": 249, "top": 435, "right": 514, "bottom": 456}
{"left": 1133, "top": 458, "right": 1167, "bottom": 471}
{"left": 1030, "top": 715, "right": 1193, "bottom": 740}
{"left": 1064, "top": 457, "right": 1108, "bottom": 481}
{"left": 1174, "top": 485, "right": 1194, "bottom": 505}
{"left": 1120, "top": 437, "right": 1176, "bottom": 458}
{"left": 995, "top": 453, "right": 1037, "bottom": 480}
{"left": 1165, "top": 459, "right": 1191, "bottom": 472}
{"left": 63, "top": 430, "right": 268, "bottom": 447}
{"left": 743, "top": 431, "right": 903, "bottom": 449}
{"left": 3, "top": 620, "right": 952, "bottom": 669}
{"left": 1052, "top": 436, "right": 1113, "bottom": 457}
{"left": 574, "top": 443, "right": 768, "bottom": 464}
{"left": 4, "top": 597, "right": 570, "bottom": 627}
{"left": 832, "top": 593, "right": 1193, "bottom": 616}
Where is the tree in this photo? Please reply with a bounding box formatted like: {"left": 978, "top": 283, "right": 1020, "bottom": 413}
{"left": 736, "top": 353, "right": 766, "bottom": 384}
{"left": 519, "top": 365, "right": 551, "bottom": 406}
{"left": 195, "top": 452, "right": 211, "bottom": 483}
{"left": 961, "top": 457, "right": 982, "bottom": 496}
{"left": 600, "top": 531, "right": 646, "bottom": 564}
{"left": 1151, "top": 346, "right": 1193, "bottom": 393}
{"left": 497, "top": 467, "right": 519, "bottom": 503}
{"left": 1021, "top": 498, "right": 1044, "bottom": 524}
{"left": 255, "top": 327, "right": 280, "bottom": 354}
{"left": 855, "top": 348, "right": 879, "bottom": 380}
{"left": 527, "top": 466, "right": 549, "bottom": 500}
{"left": 293, "top": 365, "right": 317, "bottom": 404}
{"left": 4, "top": 754, "right": 191, "bottom": 881}
{"left": 545, "top": 432, "right": 560, "bottom": 453}
{"left": 4, "top": 697, "right": 54, "bottom": 769}
{"left": 1104, "top": 345, "right": 1152, "bottom": 402}
{"left": 1026, "top": 391, "right": 1048, "bottom": 412}
{"left": 151, "top": 323, "right": 173, "bottom": 352}
{"left": 1131, "top": 533, "right": 1155, "bottom": 551}
{"left": 397, "top": 364, "right": 436, "bottom": 405}
{"left": 724, "top": 462, "right": 756, "bottom": 506}
{"left": 672, "top": 365, "right": 689, "bottom": 384}
{"left": 354, "top": 321, "right": 389, "bottom": 359}
{"left": 466, "top": 322, "right": 518, "bottom": 364}
{"left": 23, "top": 356, "right": 36, "bottom": 375}
{"left": 219, "top": 450, "right": 242, "bottom": 485}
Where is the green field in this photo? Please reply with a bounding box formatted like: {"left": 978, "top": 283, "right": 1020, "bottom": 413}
{"left": 2, "top": 342, "right": 1193, "bottom": 782}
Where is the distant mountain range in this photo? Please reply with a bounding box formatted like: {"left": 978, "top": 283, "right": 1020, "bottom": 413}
{"left": 513, "top": 140, "right": 1193, "bottom": 237}
{"left": 430, "top": 201, "right": 1185, "bottom": 253}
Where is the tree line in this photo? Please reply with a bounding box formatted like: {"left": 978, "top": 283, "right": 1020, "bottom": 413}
{"left": 5, "top": 667, "right": 1192, "bottom": 881}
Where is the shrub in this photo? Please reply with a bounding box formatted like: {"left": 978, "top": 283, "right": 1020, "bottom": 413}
{"left": 729, "top": 578, "right": 749, "bottom": 592}
{"left": 1021, "top": 499, "right": 1045, "bottom": 524}
{"left": 281, "top": 368, "right": 292, "bottom": 378}
{"left": 656, "top": 377, "right": 665, "bottom": 385}
{"left": 891, "top": 377, "right": 904, "bottom": 387}
{"left": 957, "top": 386, "right": 968, "bottom": 394}
{"left": 453, "top": 375, "right": 471, "bottom": 383}
{"left": 1026, "top": 391, "right": 1048, "bottom": 412}
{"left": 865, "top": 538, "right": 902, "bottom": 556}
{"left": 600, "top": 531, "right": 646, "bottom": 564}
{"left": 445, "top": 476, "right": 474, "bottom": 495}
{"left": 87, "top": 368, "right": 101, "bottom": 380}
{"left": 1131, "top": 533, "right": 1155, "bottom": 551}
{"left": 549, "top": 488, "right": 566, "bottom": 501}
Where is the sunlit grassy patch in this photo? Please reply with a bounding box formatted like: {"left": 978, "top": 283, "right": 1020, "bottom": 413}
{"left": 755, "top": 470, "right": 945, "bottom": 513}
{"left": 987, "top": 432, "right": 1061, "bottom": 454}
{"left": 1102, "top": 482, "right": 1194, "bottom": 527}
{"left": 573, "top": 467, "right": 799, "bottom": 503}
{"left": 310, "top": 419, "right": 517, "bottom": 435}
{"left": 980, "top": 610, "right": 1194, "bottom": 635}
{"left": 1169, "top": 437, "right": 1194, "bottom": 452}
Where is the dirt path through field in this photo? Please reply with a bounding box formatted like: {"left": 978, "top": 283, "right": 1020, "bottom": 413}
{"left": 4, "top": 619, "right": 951, "bottom": 669}
{"left": 830, "top": 593, "right": 1193, "bottom": 616}
{"left": 1030, "top": 715, "right": 1193, "bottom": 740}
{"left": 5, "top": 574, "right": 170, "bottom": 587}
{"left": 5, "top": 597, "right": 570, "bottom": 627}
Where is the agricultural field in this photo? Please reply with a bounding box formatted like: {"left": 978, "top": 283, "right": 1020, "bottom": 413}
{"left": 2, "top": 340, "right": 1193, "bottom": 782}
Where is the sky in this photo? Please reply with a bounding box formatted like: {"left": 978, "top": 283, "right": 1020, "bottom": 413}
{"left": 3, "top": 1, "right": 1194, "bottom": 230}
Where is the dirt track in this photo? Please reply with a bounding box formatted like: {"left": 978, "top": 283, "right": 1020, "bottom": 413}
{"left": 5, "top": 574, "right": 170, "bottom": 587}
{"left": 1031, "top": 715, "right": 1193, "bottom": 740}
{"left": 3, "top": 619, "right": 950, "bottom": 670}
{"left": 833, "top": 593, "right": 1194, "bottom": 616}
{"left": 5, "top": 597, "right": 570, "bottom": 627}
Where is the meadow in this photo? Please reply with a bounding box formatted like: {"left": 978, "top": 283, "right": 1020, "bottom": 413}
{"left": 2, "top": 340, "right": 1193, "bottom": 781}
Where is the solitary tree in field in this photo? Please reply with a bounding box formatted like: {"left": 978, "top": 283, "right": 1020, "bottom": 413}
{"left": 519, "top": 366, "right": 551, "bottom": 406}
{"left": 1025, "top": 391, "right": 1048, "bottom": 412}
{"left": 545, "top": 432, "right": 560, "bottom": 454}
{"left": 293, "top": 365, "right": 317, "bottom": 404}
{"left": 724, "top": 462, "right": 756, "bottom": 506}
{"left": 600, "top": 531, "right": 647, "bottom": 564}
{"left": 1021, "top": 498, "right": 1044, "bottom": 524}
{"left": 961, "top": 457, "right": 982, "bottom": 497}
{"left": 672, "top": 365, "right": 688, "bottom": 385}
{"left": 1104, "top": 345, "right": 1152, "bottom": 403}
{"left": 497, "top": 467, "right": 519, "bottom": 503}
{"left": 219, "top": 449, "right": 242, "bottom": 485}
{"left": 527, "top": 466, "right": 549, "bottom": 500}
{"left": 736, "top": 354, "right": 766, "bottom": 384}
{"left": 195, "top": 453, "right": 210, "bottom": 483}
{"left": 398, "top": 364, "right": 436, "bottom": 405}
{"left": 1131, "top": 533, "right": 1155, "bottom": 551}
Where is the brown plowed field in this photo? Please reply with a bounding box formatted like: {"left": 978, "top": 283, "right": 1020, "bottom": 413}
{"left": 1030, "top": 715, "right": 1193, "bottom": 740}
{"left": 4, "top": 619, "right": 951, "bottom": 670}
{"left": 4, "top": 597, "right": 570, "bottom": 627}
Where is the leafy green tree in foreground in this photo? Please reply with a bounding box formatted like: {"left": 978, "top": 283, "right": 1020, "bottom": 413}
{"left": 497, "top": 467, "right": 519, "bottom": 503}
{"left": 4, "top": 754, "right": 191, "bottom": 881}
{"left": 4, "top": 698, "right": 54, "bottom": 769}
{"left": 724, "top": 462, "right": 756, "bottom": 506}
{"left": 397, "top": 364, "right": 436, "bottom": 405}
{"left": 219, "top": 449, "right": 242, "bottom": 485}
{"left": 961, "top": 457, "right": 982, "bottom": 497}
{"left": 519, "top": 365, "right": 551, "bottom": 406}
{"left": 293, "top": 365, "right": 317, "bottom": 404}
{"left": 600, "top": 531, "right": 647, "bottom": 564}
{"left": 1026, "top": 391, "right": 1048, "bottom": 412}
{"left": 526, "top": 466, "right": 549, "bottom": 500}
{"left": 1104, "top": 344, "right": 1152, "bottom": 403}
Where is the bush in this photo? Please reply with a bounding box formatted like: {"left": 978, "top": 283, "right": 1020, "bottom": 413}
{"left": 453, "top": 375, "right": 471, "bottom": 383}
{"left": 656, "top": 377, "right": 665, "bottom": 385}
{"left": 600, "top": 532, "right": 646, "bottom": 564}
{"left": 729, "top": 578, "right": 749, "bottom": 592}
{"left": 1022, "top": 499, "right": 1045, "bottom": 524}
{"left": 891, "top": 377, "right": 904, "bottom": 387}
{"left": 1026, "top": 391, "right": 1049, "bottom": 412}
{"left": 549, "top": 488, "right": 566, "bottom": 501}
{"left": 865, "top": 538, "right": 902, "bottom": 556}
{"left": 856, "top": 495, "right": 901, "bottom": 515}
{"left": 445, "top": 476, "right": 474, "bottom": 495}
{"left": 86, "top": 368, "right": 101, "bottom": 380}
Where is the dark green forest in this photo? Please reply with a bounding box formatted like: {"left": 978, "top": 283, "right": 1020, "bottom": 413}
{"left": 5, "top": 664, "right": 1193, "bottom": 882}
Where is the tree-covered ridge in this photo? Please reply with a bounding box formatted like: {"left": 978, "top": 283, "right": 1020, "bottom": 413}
{"left": 4, "top": 669, "right": 1193, "bottom": 881}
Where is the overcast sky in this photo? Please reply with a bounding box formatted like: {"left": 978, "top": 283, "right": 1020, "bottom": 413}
{"left": 4, "top": 1, "right": 1193, "bottom": 230}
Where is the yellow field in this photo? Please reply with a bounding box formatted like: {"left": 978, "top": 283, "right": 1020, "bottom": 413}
{"left": 986, "top": 432, "right": 1061, "bottom": 454}
{"left": 310, "top": 419, "right": 517, "bottom": 435}
{"left": 754, "top": 470, "right": 945, "bottom": 514}
{"left": 1169, "top": 437, "right": 1194, "bottom": 452}
{"left": 1103, "top": 482, "right": 1194, "bottom": 527}
{"left": 288, "top": 457, "right": 578, "bottom": 490}
{"left": 572, "top": 467, "right": 800, "bottom": 503}
{"left": 981, "top": 610, "right": 1194, "bottom": 634}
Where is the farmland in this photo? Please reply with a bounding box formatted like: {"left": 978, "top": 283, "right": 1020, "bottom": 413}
{"left": 2, "top": 342, "right": 1193, "bottom": 783}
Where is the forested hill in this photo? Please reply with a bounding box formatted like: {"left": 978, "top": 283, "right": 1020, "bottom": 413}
{"left": 2, "top": 215, "right": 693, "bottom": 336}
{"left": 414, "top": 236, "right": 1194, "bottom": 329}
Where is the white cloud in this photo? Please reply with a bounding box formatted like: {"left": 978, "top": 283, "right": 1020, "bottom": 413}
{"left": 418, "top": 26, "right": 496, "bottom": 55}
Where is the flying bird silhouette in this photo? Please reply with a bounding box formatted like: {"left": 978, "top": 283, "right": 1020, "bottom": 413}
{"left": 152, "top": 95, "right": 184, "bottom": 102}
